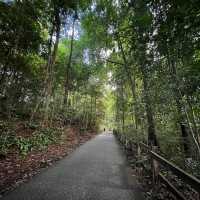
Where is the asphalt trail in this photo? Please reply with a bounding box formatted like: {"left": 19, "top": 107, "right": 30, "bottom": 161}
{"left": 1, "top": 133, "right": 144, "bottom": 200}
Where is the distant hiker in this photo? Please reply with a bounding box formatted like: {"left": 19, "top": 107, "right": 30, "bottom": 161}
{"left": 104, "top": 128, "right": 105, "bottom": 132}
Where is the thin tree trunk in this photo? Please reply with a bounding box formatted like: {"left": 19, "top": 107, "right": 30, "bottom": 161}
{"left": 121, "top": 81, "right": 125, "bottom": 134}
{"left": 184, "top": 106, "right": 200, "bottom": 158}
{"left": 186, "top": 96, "right": 199, "bottom": 142}
{"left": 94, "top": 96, "right": 97, "bottom": 125}
{"left": 64, "top": 14, "right": 76, "bottom": 105}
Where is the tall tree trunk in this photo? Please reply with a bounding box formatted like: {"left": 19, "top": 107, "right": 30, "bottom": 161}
{"left": 117, "top": 35, "right": 139, "bottom": 130}
{"left": 166, "top": 48, "right": 191, "bottom": 156}
{"left": 186, "top": 96, "right": 200, "bottom": 146}
{"left": 90, "top": 95, "right": 93, "bottom": 128}
{"left": 30, "top": 16, "right": 56, "bottom": 122}
{"left": 121, "top": 81, "right": 125, "bottom": 134}
{"left": 141, "top": 66, "right": 159, "bottom": 147}
{"left": 64, "top": 14, "right": 76, "bottom": 105}
{"left": 43, "top": 9, "right": 61, "bottom": 125}
{"left": 117, "top": 34, "right": 158, "bottom": 146}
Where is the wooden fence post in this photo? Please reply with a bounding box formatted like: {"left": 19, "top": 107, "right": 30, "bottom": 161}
{"left": 152, "top": 146, "right": 160, "bottom": 185}
{"left": 136, "top": 143, "right": 143, "bottom": 180}
{"left": 137, "top": 143, "right": 141, "bottom": 158}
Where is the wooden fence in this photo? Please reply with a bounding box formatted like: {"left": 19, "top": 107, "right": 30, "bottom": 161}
{"left": 139, "top": 142, "right": 200, "bottom": 200}
{"left": 114, "top": 132, "right": 200, "bottom": 200}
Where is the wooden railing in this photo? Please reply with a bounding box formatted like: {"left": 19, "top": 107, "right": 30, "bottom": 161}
{"left": 139, "top": 142, "right": 200, "bottom": 200}
{"left": 114, "top": 132, "right": 200, "bottom": 200}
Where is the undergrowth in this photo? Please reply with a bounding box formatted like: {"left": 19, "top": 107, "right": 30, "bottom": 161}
{"left": 0, "top": 120, "right": 62, "bottom": 156}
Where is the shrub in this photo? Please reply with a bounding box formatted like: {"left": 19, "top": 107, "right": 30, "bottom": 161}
{"left": 0, "top": 124, "right": 62, "bottom": 156}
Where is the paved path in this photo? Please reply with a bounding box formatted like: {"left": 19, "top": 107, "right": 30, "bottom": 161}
{"left": 1, "top": 133, "right": 144, "bottom": 200}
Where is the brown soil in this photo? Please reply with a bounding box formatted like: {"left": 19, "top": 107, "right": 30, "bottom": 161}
{"left": 0, "top": 125, "right": 96, "bottom": 195}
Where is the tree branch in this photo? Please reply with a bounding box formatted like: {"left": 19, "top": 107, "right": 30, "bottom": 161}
{"left": 106, "top": 59, "right": 124, "bottom": 65}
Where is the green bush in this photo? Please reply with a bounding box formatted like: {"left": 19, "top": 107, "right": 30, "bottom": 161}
{"left": 0, "top": 126, "right": 62, "bottom": 156}
{"left": 25, "top": 121, "right": 40, "bottom": 130}
{"left": 14, "top": 137, "right": 33, "bottom": 155}
{"left": 32, "top": 127, "right": 60, "bottom": 150}
{"left": 0, "top": 134, "right": 15, "bottom": 154}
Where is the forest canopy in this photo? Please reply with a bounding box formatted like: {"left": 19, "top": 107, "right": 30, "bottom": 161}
{"left": 0, "top": 0, "right": 200, "bottom": 177}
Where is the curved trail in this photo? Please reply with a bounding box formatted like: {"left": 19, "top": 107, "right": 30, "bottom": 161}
{"left": 1, "top": 133, "right": 144, "bottom": 200}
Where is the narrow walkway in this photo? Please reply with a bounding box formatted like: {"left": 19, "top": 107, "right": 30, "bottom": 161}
{"left": 1, "top": 133, "right": 144, "bottom": 200}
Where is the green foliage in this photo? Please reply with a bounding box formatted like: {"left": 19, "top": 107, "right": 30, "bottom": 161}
{"left": 80, "top": 0, "right": 200, "bottom": 176}
{"left": 0, "top": 121, "right": 62, "bottom": 156}
{"left": 30, "top": 128, "right": 61, "bottom": 151}
{"left": 0, "top": 0, "right": 199, "bottom": 177}
{"left": 0, "top": 134, "right": 14, "bottom": 155}
{"left": 14, "top": 137, "right": 33, "bottom": 156}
